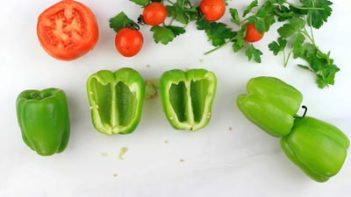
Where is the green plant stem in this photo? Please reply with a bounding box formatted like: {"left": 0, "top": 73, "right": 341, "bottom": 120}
{"left": 167, "top": 0, "right": 175, "bottom": 5}
{"left": 301, "top": 28, "right": 316, "bottom": 45}
{"left": 283, "top": 50, "right": 292, "bottom": 67}
{"left": 204, "top": 41, "right": 230, "bottom": 55}
{"left": 168, "top": 17, "right": 175, "bottom": 26}
{"left": 286, "top": 2, "right": 324, "bottom": 11}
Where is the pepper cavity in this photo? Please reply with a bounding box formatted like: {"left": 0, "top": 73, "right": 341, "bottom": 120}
{"left": 160, "top": 69, "right": 217, "bottom": 131}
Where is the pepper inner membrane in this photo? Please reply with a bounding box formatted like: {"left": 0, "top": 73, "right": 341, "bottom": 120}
{"left": 169, "top": 79, "right": 209, "bottom": 123}
{"left": 169, "top": 82, "right": 187, "bottom": 122}
{"left": 91, "top": 80, "right": 136, "bottom": 128}
{"left": 190, "top": 79, "right": 209, "bottom": 122}
{"left": 115, "top": 82, "right": 136, "bottom": 127}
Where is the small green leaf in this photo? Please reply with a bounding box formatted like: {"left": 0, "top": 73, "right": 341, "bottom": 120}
{"left": 278, "top": 17, "right": 305, "bottom": 37}
{"left": 268, "top": 37, "right": 287, "bottom": 55}
{"left": 230, "top": 8, "right": 241, "bottom": 25}
{"left": 196, "top": 19, "right": 236, "bottom": 47}
{"left": 232, "top": 39, "right": 245, "bottom": 52}
{"left": 130, "top": 0, "right": 150, "bottom": 6}
{"left": 255, "top": 18, "right": 266, "bottom": 33}
{"left": 109, "top": 12, "right": 138, "bottom": 32}
{"left": 232, "top": 28, "right": 246, "bottom": 52}
{"left": 151, "top": 26, "right": 175, "bottom": 45}
{"left": 165, "top": 26, "right": 186, "bottom": 36}
{"left": 243, "top": 0, "right": 258, "bottom": 17}
{"left": 151, "top": 25, "right": 185, "bottom": 45}
{"left": 245, "top": 44, "right": 263, "bottom": 63}
{"left": 166, "top": 1, "right": 198, "bottom": 25}
{"left": 297, "top": 64, "right": 312, "bottom": 71}
{"left": 291, "top": 33, "right": 305, "bottom": 58}
{"left": 300, "top": 0, "right": 333, "bottom": 29}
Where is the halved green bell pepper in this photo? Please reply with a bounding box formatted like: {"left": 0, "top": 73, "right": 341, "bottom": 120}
{"left": 160, "top": 69, "right": 217, "bottom": 131}
{"left": 87, "top": 68, "right": 145, "bottom": 135}
{"left": 282, "top": 117, "right": 349, "bottom": 182}
{"left": 237, "top": 76, "right": 303, "bottom": 137}
{"left": 16, "top": 88, "right": 70, "bottom": 156}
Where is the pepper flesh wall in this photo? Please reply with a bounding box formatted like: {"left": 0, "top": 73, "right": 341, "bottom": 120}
{"left": 160, "top": 69, "right": 217, "bottom": 131}
{"left": 87, "top": 68, "right": 145, "bottom": 135}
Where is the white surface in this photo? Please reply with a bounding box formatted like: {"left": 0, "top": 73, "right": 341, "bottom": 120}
{"left": 1, "top": 0, "right": 351, "bottom": 196}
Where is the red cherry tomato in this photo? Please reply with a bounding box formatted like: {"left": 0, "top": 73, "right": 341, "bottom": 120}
{"left": 37, "top": 0, "right": 99, "bottom": 60}
{"left": 244, "top": 24, "right": 264, "bottom": 43}
{"left": 115, "top": 28, "right": 143, "bottom": 57}
{"left": 143, "top": 2, "right": 167, "bottom": 26}
{"left": 199, "top": 0, "right": 226, "bottom": 22}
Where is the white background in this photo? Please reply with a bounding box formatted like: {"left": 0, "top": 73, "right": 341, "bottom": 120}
{"left": 1, "top": 0, "right": 351, "bottom": 196}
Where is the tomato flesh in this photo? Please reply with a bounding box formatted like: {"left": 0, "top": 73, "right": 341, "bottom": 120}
{"left": 37, "top": 0, "right": 99, "bottom": 60}
{"left": 244, "top": 24, "right": 264, "bottom": 43}
{"left": 115, "top": 28, "right": 143, "bottom": 57}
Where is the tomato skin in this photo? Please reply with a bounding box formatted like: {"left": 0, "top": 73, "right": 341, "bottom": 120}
{"left": 143, "top": 2, "right": 167, "bottom": 26}
{"left": 115, "top": 28, "right": 143, "bottom": 57}
{"left": 37, "top": 0, "right": 99, "bottom": 60}
{"left": 199, "top": 0, "right": 226, "bottom": 22}
{"left": 244, "top": 24, "right": 264, "bottom": 43}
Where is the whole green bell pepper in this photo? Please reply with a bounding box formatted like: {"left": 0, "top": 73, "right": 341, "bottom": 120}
{"left": 16, "top": 88, "right": 70, "bottom": 156}
{"left": 237, "top": 76, "right": 303, "bottom": 137}
{"left": 160, "top": 69, "right": 217, "bottom": 131}
{"left": 237, "top": 76, "right": 349, "bottom": 182}
{"left": 282, "top": 117, "right": 349, "bottom": 182}
{"left": 87, "top": 68, "right": 145, "bottom": 135}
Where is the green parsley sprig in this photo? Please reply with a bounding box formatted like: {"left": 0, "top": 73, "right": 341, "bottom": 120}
{"left": 110, "top": 0, "right": 339, "bottom": 88}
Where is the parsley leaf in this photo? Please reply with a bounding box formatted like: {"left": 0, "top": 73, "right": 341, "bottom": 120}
{"left": 151, "top": 26, "right": 185, "bottom": 44}
{"left": 300, "top": 0, "right": 332, "bottom": 29}
{"left": 232, "top": 28, "right": 246, "bottom": 52}
{"left": 278, "top": 17, "right": 305, "bottom": 37}
{"left": 130, "top": 0, "right": 150, "bottom": 6}
{"left": 243, "top": 0, "right": 258, "bottom": 17}
{"left": 166, "top": 26, "right": 186, "bottom": 36}
{"left": 294, "top": 43, "right": 339, "bottom": 88}
{"left": 109, "top": 12, "right": 139, "bottom": 32}
{"left": 196, "top": 19, "right": 236, "bottom": 47}
{"left": 268, "top": 37, "right": 287, "bottom": 55}
{"left": 166, "top": 0, "right": 198, "bottom": 24}
{"left": 230, "top": 8, "right": 241, "bottom": 25}
{"left": 291, "top": 32, "right": 305, "bottom": 57}
{"left": 245, "top": 44, "right": 263, "bottom": 63}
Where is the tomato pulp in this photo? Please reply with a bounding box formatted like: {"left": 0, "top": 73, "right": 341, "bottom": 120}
{"left": 37, "top": 0, "right": 99, "bottom": 60}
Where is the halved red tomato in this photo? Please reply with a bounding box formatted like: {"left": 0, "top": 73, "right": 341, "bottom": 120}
{"left": 37, "top": 0, "right": 99, "bottom": 60}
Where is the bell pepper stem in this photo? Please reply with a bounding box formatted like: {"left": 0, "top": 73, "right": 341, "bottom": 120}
{"left": 301, "top": 105, "right": 308, "bottom": 118}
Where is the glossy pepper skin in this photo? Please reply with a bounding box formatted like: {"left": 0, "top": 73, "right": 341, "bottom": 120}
{"left": 282, "top": 117, "right": 349, "bottom": 182}
{"left": 160, "top": 69, "right": 217, "bottom": 131}
{"left": 237, "top": 76, "right": 349, "bottom": 182}
{"left": 16, "top": 88, "right": 70, "bottom": 156}
{"left": 87, "top": 68, "right": 145, "bottom": 135}
{"left": 237, "top": 77, "right": 303, "bottom": 137}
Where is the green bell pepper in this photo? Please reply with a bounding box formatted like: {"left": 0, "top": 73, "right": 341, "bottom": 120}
{"left": 237, "top": 76, "right": 349, "bottom": 182}
{"left": 282, "top": 117, "right": 349, "bottom": 182}
{"left": 160, "top": 69, "right": 217, "bottom": 131}
{"left": 237, "top": 76, "right": 303, "bottom": 137}
{"left": 87, "top": 68, "right": 145, "bottom": 135}
{"left": 16, "top": 88, "right": 70, "bottom": 156}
